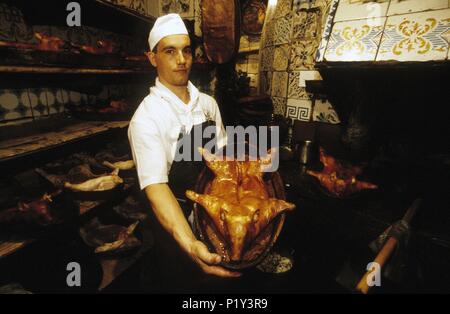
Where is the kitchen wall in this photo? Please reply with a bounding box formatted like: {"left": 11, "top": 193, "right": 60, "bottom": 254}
{"left": 318, "top": 0, "right": 450, "bottom": 62}
{"left": 258, "top": 0, "right": 341, "bottom": 125}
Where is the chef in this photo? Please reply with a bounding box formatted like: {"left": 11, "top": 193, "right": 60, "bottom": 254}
{"left": 128, "top": 13, "right": 241, "bottom": 292}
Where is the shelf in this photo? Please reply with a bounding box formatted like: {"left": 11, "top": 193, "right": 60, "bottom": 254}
{"left": 238, "top": 48, "right": 260, "bottom": 55}
{"left": 8, "top": 0, "right": 155, "bottom": 38}
{"left": 0, "top": 119, "right": 129, "bottom": 161}
{"left": 0, "top": 65, "right": 153, "bottom": 75}
{"left": 0, "top": 180, "right": 136, "bottom": 259}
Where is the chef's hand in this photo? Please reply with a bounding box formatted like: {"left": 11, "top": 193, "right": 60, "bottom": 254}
{"left": 189, "top": 240, "right": 242, "bottom": 278}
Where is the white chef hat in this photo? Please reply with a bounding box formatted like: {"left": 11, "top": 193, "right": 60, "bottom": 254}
{"left": 148, "top": 13, "right": 189, "bottom": 51}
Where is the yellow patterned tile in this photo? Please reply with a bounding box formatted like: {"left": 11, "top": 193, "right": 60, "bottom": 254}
{"left": 377, "top": 9, "right": 450, "bottom": 61}
{"left": 325, "top": 17, "right": 386, "bottom": 61}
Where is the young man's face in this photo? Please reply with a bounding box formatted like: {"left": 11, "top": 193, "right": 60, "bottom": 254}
{"left": 148, "top": 34, "right": 193, "bottom": 88}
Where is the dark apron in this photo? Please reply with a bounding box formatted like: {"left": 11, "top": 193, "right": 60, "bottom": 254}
{"left": 140, "top": 119, "right": 217, "bottom": 293}
{"left": 168, "top": 119, "right": 217, "bottom": 216}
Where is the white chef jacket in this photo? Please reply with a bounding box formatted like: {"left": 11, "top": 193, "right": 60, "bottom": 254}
{"left": 128, "top": 78, "right": 226, "bottom": 190}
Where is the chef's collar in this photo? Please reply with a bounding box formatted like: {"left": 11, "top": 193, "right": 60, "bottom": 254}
{"left": 151, "top": 77, "right": 200, "bottom": 113}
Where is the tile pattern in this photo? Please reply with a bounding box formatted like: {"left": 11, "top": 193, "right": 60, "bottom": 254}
{"left": 28, "top": 89, "right": 49, "bottom": 118}
{"left": 387, "top": 0, "right": 448, "bottom": 16}
{"left": 325, "top": 17, "right": 386, "bottom": 61}
{"left": 272, "top": 44, "right": 290, "bottom": 71}
{"left": 292, "top": 9, "right": 322, "bottom": 41}
{"left": 313, "top": 99, "right": 340, "bottom": 124}
{"left": 316, "top": 0, "right": 340, "bottom": 62}
{"left": 377, "top": 9, "right": 450, "bottom": 61}
{"left": 289, "top": 39, "right": 319, "bottom": 70}
{"left": 288, "top": 71, "right": 313, "bottom": 99}
{"left": 274, "top": 0, "right": 293, "bottom": 19}
{"left": 271, "top": 71, "right": 289, "bottom": 98}
{"left": 260, "top": 46, "right": 275, "bottom": 71}
{"left": 271, "top": 97, "right": 287, "bottom": 116}
{"left": 273, "top": 14, "right": 294, "bottom": 46}
{"left": 0, "top": 89, "right": 32, "bottom": 121}
{"left": 0, "top": 3, "right": 35, "bottom": 44}
{"left": 334, "top": 0, "right": 390, "bottom": 22}
{"left": 159, "top": 0, "right": 194, "bottom": 18}
{"left": 286, "top": 98, "right": 312, "bottom": 121}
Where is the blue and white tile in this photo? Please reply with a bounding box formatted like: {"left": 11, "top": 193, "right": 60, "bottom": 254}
{"left": 334, "top": 0, "right": 389, "bottom": 22}
{"left": 286, "top": 98, "right": 312, "bottom": 121}
{"left": 316, "top": 0, "right": 340, "bottom": 62}
{"left": 388, "top": 0, "right": 448, "bottom": 16}
{"left": 313, "top": 98, "right": 340, "bottom": 124}
{"left": 325, "top": 17, "right": 386, "bottom": 61}
{"left": 28, "top": 88, "right": 49, "bottom": 117}
{"left": 0, "top": 89, "right": 32, "bottom": 121}
{"left": 377, "top": 9, "right": 450, "bottom": 61}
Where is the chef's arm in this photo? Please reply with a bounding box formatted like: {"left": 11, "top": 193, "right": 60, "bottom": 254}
{"left": 144, "top": 183, "right": 241, "bottom": 278}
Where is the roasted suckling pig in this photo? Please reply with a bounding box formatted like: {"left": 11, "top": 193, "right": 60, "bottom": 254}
{"left": 306, "top": 147, "right": 378, "bottom": 198}
{"left": 0, "top": 193, "right": 54, "bottom": 225}
{"left": 34, "top": 32, "right": 66, "bottom": 52}
{"left": 64, "top": 169, "right": 123, "bottom": 192}
{"left": 186, "top": 148, "right": 295, "bottom": 263}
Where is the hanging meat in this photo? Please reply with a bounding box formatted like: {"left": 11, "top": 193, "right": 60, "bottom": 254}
{"left": 306, "top": 147, "right": 378, "bottom": 198}
{"left": 186, "top": 148, "right": 295, "bottom": 263}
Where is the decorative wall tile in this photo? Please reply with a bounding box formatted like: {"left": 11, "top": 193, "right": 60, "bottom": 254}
{"left": 271, "top": 97, "right": 287, "bottom": 116}
{"left": 286, "top": 98, "right": 312, "bottom": 121}
{"left": 271, "top": 71, "right": 289, "bottom": 98}
{"left": 46, "top": 89, "right": 67, "bottom": 114}
{"left": 325, "top": 17, "right": 386, "bottom": 61}
{"left": 194, "top": 0, "right": 202, "bottom": 37}
{"left": 159, "top": 0, "right": 194, "bottom": 18}
{"left": 28, "top": 89, "right": 49, "bottom": 117}
{"left": 263, "top": 20, "right": 275, "bottom": 47}
{"left": 316, "top": 0, "right": 340, "bottom": 62}
{"left": 130, "top": 0, "right": 146, "bottom": 15}
{"left": 68, "top": 91, "right": 82, "bottom": 106}
{"left": 260, "top": 46, "right": 275, "bottom": 71}
{"left": 273, "top": 14, "right": 293, "bottom": 46}
{"left": 274, "top": 0, "right": 293, "bottom": 19}
{"left": 334, "top": 0, "right": 390, "bottom": 22}
{"left": 292, "top": 9, "right": 322, "bottom": 41}
{"left": 0, "top": 89, "right": 32, "bottom": 121}
{"left": 289, "top": 39, "right": 319, "bottom": 70}
{"left": 259, "top": 71, "right": 273, "bottom": 95}
{"left": 313, "top": 98, "right": 340, "bottom": 124}
{"left": 377, "top": 9, "right": 450, "bottom": 61}
{"left": 388, "top": 0, "right": 448, "bottom": 16}
{"left": 288, "top": 71, "right": 313, "bottom": 99}
{"left": 272, "top": 44, "right": 290, "bottom": 71}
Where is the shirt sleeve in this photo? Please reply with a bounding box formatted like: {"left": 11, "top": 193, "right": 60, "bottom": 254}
{"left": 128, "top": 119, "right": 168, "bottom": 190}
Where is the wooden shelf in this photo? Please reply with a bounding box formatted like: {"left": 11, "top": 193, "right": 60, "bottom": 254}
{"left": 238, "top": 47, "right": 260, "bottom": 55}
{"left": 0, "top": 180, "right": 136, "bottom": 259}
{"left": 0, "top": 65, "right": 153, "bottom": 75}
{"left": 0, "top": 120, "right": 129, "bottom": 162}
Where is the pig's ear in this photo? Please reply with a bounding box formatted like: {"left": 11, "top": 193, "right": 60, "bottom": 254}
{"left": 271, "top": 199, "right": 296, "bottom": 216}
